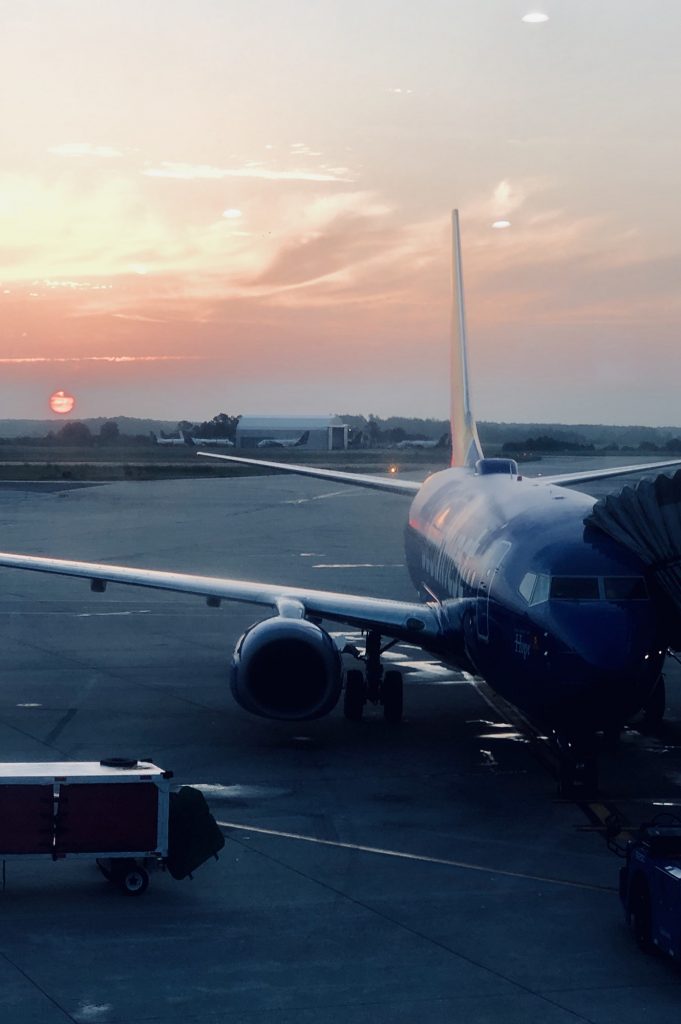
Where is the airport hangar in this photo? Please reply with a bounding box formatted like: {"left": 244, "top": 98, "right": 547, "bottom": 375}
{"left": 236, "top": 415, "right": 349, "bottom": 450}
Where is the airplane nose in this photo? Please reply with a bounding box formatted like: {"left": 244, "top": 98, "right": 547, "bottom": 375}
{"left": 549, "top": 603, "right": 660, "bottom": 676}
{"left": 536, "top": 603, "right": 665, "bottom": 729}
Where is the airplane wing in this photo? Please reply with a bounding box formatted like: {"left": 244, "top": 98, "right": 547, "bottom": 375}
{"left": 0, "top": 551, "right": 445, "bottom": 643}
{"left": 196, "top": 451, "right": 422, "bottom": 495}
{"left": 538, "top": 458, "right": 681, "bottom": 488}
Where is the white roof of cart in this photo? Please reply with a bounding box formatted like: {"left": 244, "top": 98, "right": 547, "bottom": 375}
{"left": 0, "top": 761, "right": 165, "bottom": 779}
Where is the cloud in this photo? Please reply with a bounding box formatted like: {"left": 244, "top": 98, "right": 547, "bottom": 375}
{"left": 142, "top": 162, "right": 355, "bottom": 183}
{"left": 111, "top": 313, "right": 168, "bottom": 323}
{"left": 465, "top": 178, "right": 544, "bottom": 224}
{"left": 7, "top": 158, "right": 678, "bottom": 349}
{"left": 449, "top": 182, "right": 681, "bottom": 331}
{"left": 48, "top": 143, "right": 123, "bottom": 158}
{"left": 0, "top": 355, "right": 200, "bottom": 364}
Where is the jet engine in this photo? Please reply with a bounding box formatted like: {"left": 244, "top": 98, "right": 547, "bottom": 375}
{"left": 230, "top": 616, "right": 343, "bottom": 720}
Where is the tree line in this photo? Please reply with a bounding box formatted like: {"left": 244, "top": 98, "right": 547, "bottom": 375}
{"left": 0, "top": 414, "right": 241, "bottom": 446}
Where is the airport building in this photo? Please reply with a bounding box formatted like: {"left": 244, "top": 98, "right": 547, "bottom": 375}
{"left": 236, "top": 416, "right": 349, "bottom": 451}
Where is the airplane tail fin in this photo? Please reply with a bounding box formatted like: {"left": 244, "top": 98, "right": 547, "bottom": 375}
{"left": 295, "top": 431, "right": 310, "bottom": 447}
{"left": 450, "top": 210, "right": 483, "bottom": 468}
{"left": 150, "top": 431, "right": 158, "bottom": 443}
{"left": 181, "top": 431, "right": 195, "bottom": 447}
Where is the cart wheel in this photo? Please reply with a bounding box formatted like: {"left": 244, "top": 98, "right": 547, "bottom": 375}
{"left": 111, "top": 860, "right": 149, "bottom": 895}
{"left": 118, "top": 865, "right": 149, "bottom": 896}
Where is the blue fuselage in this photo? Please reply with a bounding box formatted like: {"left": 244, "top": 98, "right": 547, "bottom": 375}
{"left": 405, "top": 466, "right": 665, "bottom": 732}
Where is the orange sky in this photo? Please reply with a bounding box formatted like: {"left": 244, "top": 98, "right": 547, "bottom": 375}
{"left": 2, "top": 1, "right": 681, "bottom": 424}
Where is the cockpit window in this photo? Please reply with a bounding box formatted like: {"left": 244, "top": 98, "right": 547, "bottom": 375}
{"left": 518, "top": 573, "right": 650, "bottom": 605}
{"left": 604, "top": 576, "right": 648, "bottom": 600}
{"left": 519, "top": 572, "right": 536, "bottom": 602}
{"left": 549, "top": 576, "right": 600, "bottom": 600}
{"left": 518, "top": 573, "right": 551, "bottom": 604}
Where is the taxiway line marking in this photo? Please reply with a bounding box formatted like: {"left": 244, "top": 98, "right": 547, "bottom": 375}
{"left": 217, "top": 820, "right": 616, "bottom": 893}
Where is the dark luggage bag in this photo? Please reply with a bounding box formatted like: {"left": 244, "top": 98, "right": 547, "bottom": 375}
{"left": 166, "top": 786, "right": 225, "bottom": 880}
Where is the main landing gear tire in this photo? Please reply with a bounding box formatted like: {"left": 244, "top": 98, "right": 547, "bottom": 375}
{"left": 382, "top": 670, "right": 404, "bottom": 724}
{"left": 343, "top": 669, "right": 365, "bottom": 722}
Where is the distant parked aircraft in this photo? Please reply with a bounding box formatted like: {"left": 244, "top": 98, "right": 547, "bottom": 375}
{"left": 257, "top": 430, "right": 310, "bottom": 449}
{"left": 187, "top": 437, "right": 235, "bottom": 448}
{"left": 150, "top": 431, "right": 193, "bottom": 447}
{"left": 394, "top": 433, "right": 450, "bottom": 450}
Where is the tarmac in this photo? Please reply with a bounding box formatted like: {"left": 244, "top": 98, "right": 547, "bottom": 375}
{"left": 0, "top": 461, "right": 680, "bottom": 1023}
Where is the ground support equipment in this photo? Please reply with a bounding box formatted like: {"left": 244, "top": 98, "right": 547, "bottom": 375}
{"left": 0, "top": 760, "right": 224, "bottom": 894}
{"left": 619, "top": 819, "right": 681, "bottom": 957}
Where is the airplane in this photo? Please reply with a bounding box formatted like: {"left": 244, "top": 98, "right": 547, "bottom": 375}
{"left": 186, "top": 436, "right": 235, "bottom": 448}
{"left": 150, "top": 431, "right": 193, "bottom": 447}
{"left": 1, "top": 211, "right": 681, "bottom": 794}
{"left": 394, "top": 432, "right": 450, "bottom": 450}
{"left": 257, "top": 430, "right": 310, "bottom": 449}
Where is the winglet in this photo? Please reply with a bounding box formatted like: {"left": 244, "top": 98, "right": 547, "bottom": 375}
{"left": 450, "top": 210, "right": 483, "bottom": 468}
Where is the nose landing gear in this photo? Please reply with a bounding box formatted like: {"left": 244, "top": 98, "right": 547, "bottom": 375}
{"left": 342, "top": 630, "right": 404, "bottom": 723}
{"left": 642, "top": 674, "right": 666, "bottom": 729}
{"left": 553, "top": 732, "right": 600, "bottom": 798}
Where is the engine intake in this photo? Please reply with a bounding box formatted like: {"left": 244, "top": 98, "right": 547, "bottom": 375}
{"left": 231, "top": 616, "right": 342, "bottom": 720}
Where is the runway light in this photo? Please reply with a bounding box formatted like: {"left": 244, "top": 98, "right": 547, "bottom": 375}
{"left": 492, "top": 220, "right": 511, "bottom": 229}
{"left": 522, "top": 12, "right": 549, "bottom": 23}
{"left": 389, "top": 465, "right": 398, "bottom": 474}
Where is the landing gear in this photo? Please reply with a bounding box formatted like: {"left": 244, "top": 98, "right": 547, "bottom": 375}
{"left": 554, "top": 733, "right": 599, "bottom": 798}
{"left": 342, "top": 631, "right": 404, "bottom": 723}
{"left": 601, "top": 722, "right": 623, "bottom": 751}
{"left": 382, "top": 670, "right": 403, "bottom": 724}
{"left": 642, "top": 674, "right": 666, "bottom": 729}
{"left": 343, "top": 669, "right": 365, "bottom": 721}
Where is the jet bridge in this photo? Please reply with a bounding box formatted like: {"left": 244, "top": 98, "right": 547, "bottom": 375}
{"left": 585, "top": 469, "right": 681, "bottom": 636}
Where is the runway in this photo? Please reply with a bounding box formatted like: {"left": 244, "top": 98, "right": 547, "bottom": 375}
{"left": 0, "top": 464, "right": 680, "bottom": 1023}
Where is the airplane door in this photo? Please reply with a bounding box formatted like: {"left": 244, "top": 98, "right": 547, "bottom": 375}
{"left": 477, "top": 540, "right": 511, "bottom": 643}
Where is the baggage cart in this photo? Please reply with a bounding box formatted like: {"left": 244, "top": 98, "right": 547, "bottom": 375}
{"left": 0, "top": 760, "right": 172, "bottom": 894}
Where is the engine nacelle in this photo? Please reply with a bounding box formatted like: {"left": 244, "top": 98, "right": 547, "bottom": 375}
{"left": 230, "top": 616, "right": 343, "bottom": 720}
